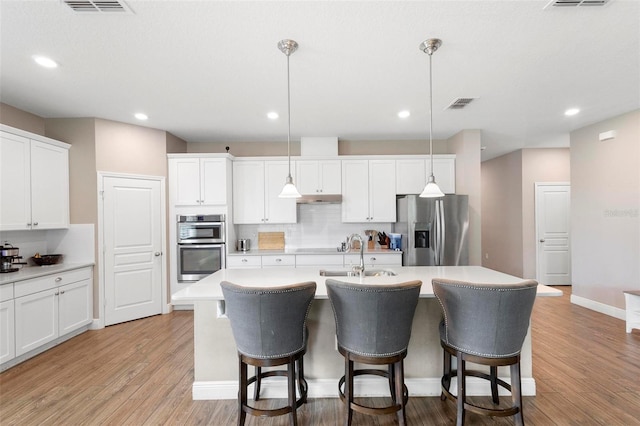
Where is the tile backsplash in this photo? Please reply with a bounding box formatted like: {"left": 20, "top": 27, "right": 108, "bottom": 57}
{"left": 235, "top": 204, "right": 392, "bottom": 250}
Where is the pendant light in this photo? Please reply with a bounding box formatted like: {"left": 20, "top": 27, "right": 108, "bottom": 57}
{"left": 419, "top": 38, "right": 445, "bottom": 198}
{"left": 278, "top": 39, "right": 301, "bottom": 198}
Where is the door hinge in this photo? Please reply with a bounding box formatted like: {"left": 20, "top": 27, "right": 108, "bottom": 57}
{"left": 99, "top": 190, "right": 105, "bottom": 199}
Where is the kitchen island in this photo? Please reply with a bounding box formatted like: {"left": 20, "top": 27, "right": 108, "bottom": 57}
{"left": 172, "top": 266, "right": 562, "bottom": 400}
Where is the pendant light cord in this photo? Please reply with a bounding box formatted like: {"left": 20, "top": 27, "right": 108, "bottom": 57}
{"left": 429, "top": 51, "right": 434, "bottom": 179}
{"left": 287, "top": 53, "right": 292, "bottom": 179}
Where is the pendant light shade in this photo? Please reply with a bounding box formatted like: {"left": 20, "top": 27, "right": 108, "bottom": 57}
{"left": 419, "top": 38, "right": 445, "bottom": 198}
{"left": 278, "top": 39, "right": 301, "bottom": 199}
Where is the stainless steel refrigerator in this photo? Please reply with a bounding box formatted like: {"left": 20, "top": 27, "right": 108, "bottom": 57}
{"left": 395, "top": 195, "right": 469, "bottom": 266}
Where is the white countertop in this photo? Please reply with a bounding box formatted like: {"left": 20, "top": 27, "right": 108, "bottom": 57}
{"left": 0, "top": 262, "right": 95, "bottom": 285}
{"left": 172, "top": 265, "right": 562, "bottom": 302}
{"left": 228, "top": 248, "right": 402, "bottom": 256}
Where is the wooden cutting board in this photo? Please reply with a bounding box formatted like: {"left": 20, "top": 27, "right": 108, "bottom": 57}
{"left": 258, "top": 232, "right": 285, "bottom": 250}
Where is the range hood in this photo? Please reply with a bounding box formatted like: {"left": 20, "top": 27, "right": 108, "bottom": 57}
{"left": 296, "top": 194, "right": 342, "bottom": 204}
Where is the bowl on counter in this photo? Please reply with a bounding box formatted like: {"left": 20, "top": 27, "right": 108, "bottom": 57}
{"left": 31, "top": 254, "right": 64, "bottom": 266}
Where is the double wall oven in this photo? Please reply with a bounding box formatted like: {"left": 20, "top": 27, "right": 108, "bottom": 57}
{"left": 177, "top": 214, "right": 225, "bottom": 282}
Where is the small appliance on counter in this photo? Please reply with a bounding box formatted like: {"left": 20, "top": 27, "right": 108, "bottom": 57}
{"left": 31, "top": 253, "right": 64, "bottom": 266}
{"left": 236, "top": 239, "right": 250, "bottom": 252}
{"left": 0, "top": 244, "right": 27, "bottom": 273}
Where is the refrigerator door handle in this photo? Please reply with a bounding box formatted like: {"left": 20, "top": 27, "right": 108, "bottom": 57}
{"left": 434, "top": 200, "right": 442, "bottom": 265}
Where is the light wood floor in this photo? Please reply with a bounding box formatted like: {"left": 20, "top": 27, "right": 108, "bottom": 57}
{"left": 1, "top": 287, "right": 639, "bottom": 425}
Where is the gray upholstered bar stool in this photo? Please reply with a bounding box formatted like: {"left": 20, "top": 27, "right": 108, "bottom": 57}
{"left": 326, "top": 279, "right": 422, "bottom": 426}
{"left": 432, "top": 278, "right": 538, "bottom": 426}
{"left": 221, "top": 281, "right": 316, "bottom": 426}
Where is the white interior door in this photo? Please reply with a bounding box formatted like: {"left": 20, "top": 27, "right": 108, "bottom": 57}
{"left": 103, "top": 175, "right": 163, "bottom": 326}
{"left": 535, "top": 183, "right": 571, "bottom": 285}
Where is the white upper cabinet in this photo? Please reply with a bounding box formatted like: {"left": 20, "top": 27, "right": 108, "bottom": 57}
{"left": 169, "top": 157, "right": 228, "bottom": 206}
{"left": 342, "top": 159, "right": 396, "bottom": 223}
{"left": 0, "top": 128, "right": 69, "bottom": 231}
{"left": 233, "top": 160, "right": 296, "bottom": 224}
{"left": 396, "top": 156, "right": 456, "bottom": 195}
{"left": 296, "top": 160, "right": 341, "bottom": 194}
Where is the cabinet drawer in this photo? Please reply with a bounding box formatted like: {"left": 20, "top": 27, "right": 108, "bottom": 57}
{"left": 0, "top": 284, "right": 14, "bottom": 302}
{"left": 344, "top": 253, "right": 402, "bottom": 267}
{"left": 14, "top": 268, "right": 92, "bottom": 298}
{"left": 261, "top": 255, "right": 295, "bottom": 267}
{"left": 227, "top": 256, "right": 262, "bottom": 269}
{"left": 295, "top": 254, "right": 344, "bottom": 267}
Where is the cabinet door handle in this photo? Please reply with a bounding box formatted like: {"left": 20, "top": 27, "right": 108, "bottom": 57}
{"left": 241, "top": 258, "right": 248, "bottom": 263}
{"left": 60, "top": 290, "right": 65, "bottom": 295}
{"left": 154, "top": 252, "right": 161, "bottom": 256}
{"left": 55, "top": 277, "right": 62, "bottom": 282}
{"left": 370, "top": 257, "right": 376, "bottom": 261}
{"left": 276, "top": 258, "right": 282, "bottom": 262}
{"left": 27, "top": 223, "right": 32, "bottom": 227}
{"left": 33, "top": 222, "right": 39, "bottom": 226}
{"left": 55, "top": 291, "right": 59, "bottom": 296}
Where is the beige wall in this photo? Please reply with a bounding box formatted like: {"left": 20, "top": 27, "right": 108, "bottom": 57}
{"left": 166, "top": 132, "right": 187, "bottom": 154}
{"left": 448, "top": 130, "right": 482, "bottom": 265}
{"left": 481, "top": 148, "right": 570, "bottom": 278}
{"left": 482, "top": 151, "right": 524, "bottom": 276}
{"left": 571, "top": 109, "right": 639, "bottom": 309}
{"left": 521, "top": 148, "right": 571, "bottom": 278}
{"left": 187, "top": 139, "right": 449, "bottom": 156}
{"left": 95, "top": 119, "right": 168, "bottom": 177}
{"left": 0, "top": 103, "right": 45, "bottom": 135}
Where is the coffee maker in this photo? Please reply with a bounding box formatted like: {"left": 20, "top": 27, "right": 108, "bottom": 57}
{"left": 0, "top": 244, "right": 25, "bottom": 273}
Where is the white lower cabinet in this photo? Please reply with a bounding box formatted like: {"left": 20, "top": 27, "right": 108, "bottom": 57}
{"left": 344, "top": 253, "right": 402, "bottom": 268}
{"left": 0, "top": 299, "right": 15, "bottom": 364}
{"left": 12, "top": 267, "right": 93, "bottom": 358}
{"left": 261, "top": 255, "right": 296, "bottom": 268}
{"left": 227, "top": 256, "right": 261, "bottom": 269}
{"left": 296, "top": 254, "right": 344, "bottom": 267}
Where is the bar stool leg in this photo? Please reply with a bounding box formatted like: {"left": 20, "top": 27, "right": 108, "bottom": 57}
{"left": 394, "top": 360, "right": 407, "bottom": 426}
{"left": 511, "top": 361, "right": 524, "bottom": 426}
{"left": 456, "top": 354, "right": 465, "bottom": 426}
{"left": 490, "top": 365, "right": 499, "bottom": 404}
{"left": 288, "top": 360, "right": 298, "bottom": 426}
{"left": 441, "top": 349, "right": 452, "bottom": 401}
{"left": 239, "top": 358, "right": 248, "bottom": 426}
{"left": 344, "top": 356, "right": 354, "bottom": 426}
{"left": 253, "top": 366, "right": 262, "bottom": 401}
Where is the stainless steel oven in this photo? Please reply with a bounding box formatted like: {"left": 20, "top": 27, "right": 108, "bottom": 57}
{"left": 177, "top": 214, "right": 225, "bottom": 282}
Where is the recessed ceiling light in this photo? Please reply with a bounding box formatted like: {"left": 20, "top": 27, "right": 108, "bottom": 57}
{"left": 564, "top": 108, "right": 580, "bottom": 116}
{"left": 134, "top": 113, "right": 148, "bottom": 120}
{"left": 33, "top": 55, "right": 58, "bottom": 68}
{"left": 267, "top": 112, "right": 279, "bottom": 120}
{"left": 398, "top": 110, "right": 411, "bottom": 119}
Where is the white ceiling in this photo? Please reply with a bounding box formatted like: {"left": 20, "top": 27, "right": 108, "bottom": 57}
{"left": 1, "top": 0, "right": 638, "bottom": 161}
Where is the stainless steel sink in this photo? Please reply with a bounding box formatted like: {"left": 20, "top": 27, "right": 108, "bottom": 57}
{"left": 319, "top": 269, "right": 397, "bottom": 277}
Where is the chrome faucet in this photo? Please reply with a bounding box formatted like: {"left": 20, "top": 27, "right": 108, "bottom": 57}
{"left": 348, "top": 233, "right": 365, "bottom": 276}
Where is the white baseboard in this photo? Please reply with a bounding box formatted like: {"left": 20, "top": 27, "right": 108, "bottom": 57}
{"left": 571, "top": 294, "right": 626, "bottom": 320}
{"left": 192, "top": 376, "right": 536, "bottom": 400}
{"left": 172, "top": 304, "right": 194, "bottom": 311}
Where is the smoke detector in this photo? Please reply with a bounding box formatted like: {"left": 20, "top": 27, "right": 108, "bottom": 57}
{"left": 63, "top": 1, "right": 134, "bottom": 14}
{"left": 446, "top": 97, "right": 477, "bottom": 110}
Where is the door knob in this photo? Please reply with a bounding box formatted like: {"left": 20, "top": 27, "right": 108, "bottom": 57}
{"left": 539, "top": 239, "right": 545, "bottom": 243}
{"left": 154, "top": 252, "right": 161, "bottom": 256}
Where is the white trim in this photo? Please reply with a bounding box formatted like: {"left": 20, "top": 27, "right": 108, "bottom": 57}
{"left": 571, "top": 294, "right": 626, "bottom": 321}
{"left": 191, "top": 376, "right": 536, "bottom": 400}
{"left": 97, "top": 171, "right": 168, "bottom": 326}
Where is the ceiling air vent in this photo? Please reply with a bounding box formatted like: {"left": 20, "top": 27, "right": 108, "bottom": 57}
{"left": 446, "top": 98, "right": 476, "bottom": 110}
{"left": 63, "top": 1, "right": 133, "bottom": 14}
{"left": 545, "top": 0, "right": 611, "bottom": 8}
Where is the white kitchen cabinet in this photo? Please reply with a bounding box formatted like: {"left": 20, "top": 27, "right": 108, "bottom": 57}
{"left": 396, "top": 156, "right": 456, "bottom": 195}
{"left": 295, "top": 254, "right": 345, "bottom": 267}
{"left": 226, "top": 255, "right": 261, "bottom": 269}
{"left": 344, "top": 252, "right": 402, "bottom": 268}
{"left": 13, "top": 267, "right": 92, "bottom": 357}
{"left": 169, "top": 157, "right": 229, "bottom": 206}
{"left": 261, "top": 255, "right": 296, "bottom": 268}
{"left": 0, "top": 128, "right": 70, "bottom": 231}
{"left": 342, "top": 159, "right": 396, "bottom": 223}
{"left": 296, "top": 160, "right": 341, "bottom": 195}
{"left": 0, "top": 299, "right": 15, "bottom": 364}
{"left": 233, "top": 160, "right": 296, "bottom": 224}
